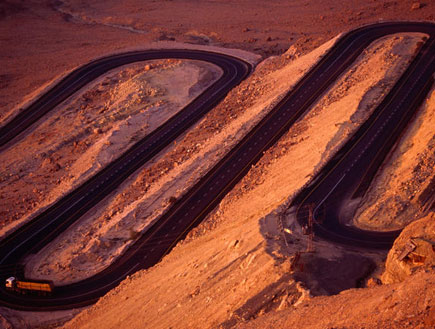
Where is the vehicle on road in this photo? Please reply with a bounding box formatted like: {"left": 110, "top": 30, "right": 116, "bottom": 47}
{"left": 5, "top": 277, "right": 54, "bottom": 295}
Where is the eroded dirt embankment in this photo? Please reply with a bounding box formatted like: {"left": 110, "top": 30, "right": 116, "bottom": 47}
{"left": 60, "top": 34, "right": 428, "bottom": 329}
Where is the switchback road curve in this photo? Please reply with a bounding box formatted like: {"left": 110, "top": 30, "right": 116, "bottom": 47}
{"left": 292, "top": 25, "right": 435, "bottom": 249}
{"left": 1, "top": 22, "right": 434, "bottom": 311}
{"left": 0, "top": 50, "right": 251, "bottom": 149}
{"left": 0, "top": 50, "right": 251, "bottom": 309}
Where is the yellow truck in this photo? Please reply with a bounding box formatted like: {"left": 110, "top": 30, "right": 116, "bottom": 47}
{"left": 5, "top": 277, "right": 54, "bottom": 295}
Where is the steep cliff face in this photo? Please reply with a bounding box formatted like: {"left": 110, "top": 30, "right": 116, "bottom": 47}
{"left": 382, "top": 213, "right": 435, "bottom": 284}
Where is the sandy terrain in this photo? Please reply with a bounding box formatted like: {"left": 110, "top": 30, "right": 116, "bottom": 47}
{"left": 1, "top": 0, "right": 434, "bottom": 328}
{"left": 237, "top": 268, "right": 435, "bottom": 329}
{"left": 0, "top": 59, "right": 222, "bottom": 238}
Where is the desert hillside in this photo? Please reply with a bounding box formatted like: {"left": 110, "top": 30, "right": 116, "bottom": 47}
{"left": 0, "top": 1, "right": 434, "bottom": 328}
{"left": 59, "top": 34, "right": 435, "bottom": 329}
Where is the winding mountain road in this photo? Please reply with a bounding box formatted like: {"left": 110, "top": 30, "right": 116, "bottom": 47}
{"left": 0, "top": 22, "right": 434, "bottom": 311}
{"left": 0, "top": 50, "right": 251, "bottom": 309}
{"left": 0, "top": 50, "right": 250, "bottom": 149}
{"left": 293, "top": 34, "right": 434, "bottom": 249}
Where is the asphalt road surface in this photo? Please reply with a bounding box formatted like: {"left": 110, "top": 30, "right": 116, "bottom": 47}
{"left": 0, "top": 22, "right": 434, "bottom": 310}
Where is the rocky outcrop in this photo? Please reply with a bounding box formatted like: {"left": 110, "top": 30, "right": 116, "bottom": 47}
{"left": 382, "top": 213, "right": 435, "bottom": 284}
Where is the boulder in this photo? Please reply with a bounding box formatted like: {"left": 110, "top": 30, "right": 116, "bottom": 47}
{"left": 382, "top": 213, "right": 435, "bottom": 284}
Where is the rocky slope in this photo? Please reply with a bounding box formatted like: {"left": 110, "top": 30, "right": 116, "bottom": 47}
{"left": 22, "top": 33, "right": 424, "bottom": 288}
{"left": 238, "top": 268, "right": 435, "bottom": 329}
{"left": 25, "top": 31, "right": 340, "bottom": 285}
{"left": 237, "top": 214, "right": 435, "bottom": 329}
